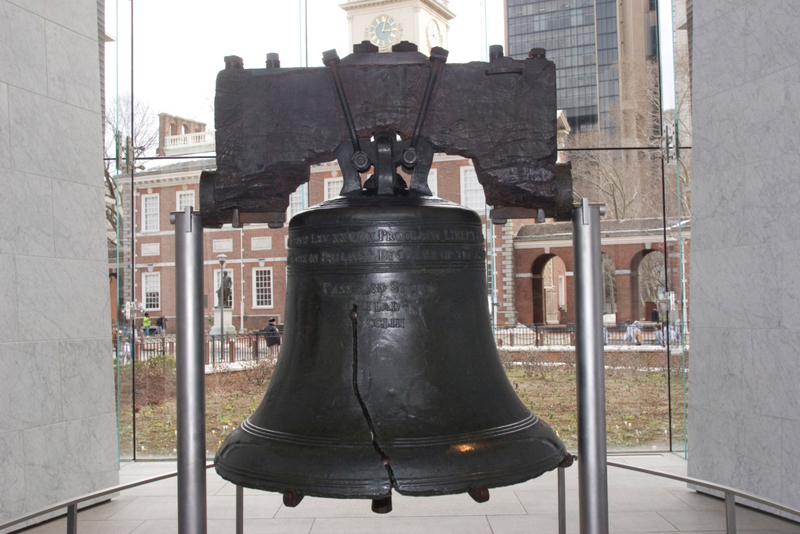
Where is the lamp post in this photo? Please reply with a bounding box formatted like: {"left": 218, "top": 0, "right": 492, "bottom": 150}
{"left": 217, "top": 253, "right": 227, "bottom": 363}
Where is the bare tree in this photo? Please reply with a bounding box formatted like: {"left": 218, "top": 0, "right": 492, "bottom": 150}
{"left": 567, "top": 59, "right": 665, "bottom": 221}
{"left": 104, "top": 94, "right": 158, "bottom": 247}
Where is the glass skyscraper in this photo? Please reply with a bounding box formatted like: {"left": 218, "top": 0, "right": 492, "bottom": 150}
{"left": 507, "top": 0, "right": 657, "bottom": 133}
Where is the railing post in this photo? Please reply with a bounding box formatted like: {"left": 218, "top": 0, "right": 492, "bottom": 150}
{"left": 573, "top": 199, "right": 609, "bottom": 534}
{"left": 66, "top": 504, "right": 77, "bottom": 534}
{"left": 558, "top": 467, "right": 567, "bottom": 534}
{"left": 172, "top": 207, "right": 207, "bottom": 534}
{"left": 236, "top": 485, "right": 244, "bottom": 534}
{"left": 725, "top": 492, "right": 737, "bottom": 534}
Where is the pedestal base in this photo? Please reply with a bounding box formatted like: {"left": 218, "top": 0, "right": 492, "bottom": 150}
{"left": 209, "top": 308, "right": 237, "bottom": 335}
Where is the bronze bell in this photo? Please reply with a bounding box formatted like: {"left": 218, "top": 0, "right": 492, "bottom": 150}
{"left": 215, "top": 192, "right": 569, "bottom": 511}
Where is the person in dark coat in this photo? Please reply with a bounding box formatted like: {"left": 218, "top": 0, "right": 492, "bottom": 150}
{"left": 264, "top": 318, "right": 281, "bottom": 356}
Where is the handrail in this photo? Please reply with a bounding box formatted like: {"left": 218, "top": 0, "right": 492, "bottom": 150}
{"left": 606, "top": 460, "right": 800, "bottom": 518}
{"left": 4, "top": 458, "right": 800, "bottom": 534}
{"left": 0, "top": 462, "right": 214, "bottom": 532}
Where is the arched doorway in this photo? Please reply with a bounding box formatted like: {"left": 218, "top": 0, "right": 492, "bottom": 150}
{"left": 531, "top": 254, "right": 567, "bottom": 324}
{"left": 631, "top": 249, "right": 665, "bottom": 321}
{"left": 601, "top": 252, "right": 618, "bottom": 321}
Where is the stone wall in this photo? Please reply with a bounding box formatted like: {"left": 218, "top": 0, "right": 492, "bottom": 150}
{"left": 690, "top": 0, "right": 800, "bottom": 519}
{"left": 0, "top": 0, "right": 118, "bottom": 529}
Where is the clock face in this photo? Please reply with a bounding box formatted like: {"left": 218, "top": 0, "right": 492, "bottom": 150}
{"left": 427, "top": 20, "right": 441, "bottom": 48}
{"left": 369, "top": 15, "right": 399, "bottom": 48}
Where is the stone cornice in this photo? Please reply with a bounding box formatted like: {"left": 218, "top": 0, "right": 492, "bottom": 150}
{"left": 340, "top": 0, "right": 455, "bottom": 20}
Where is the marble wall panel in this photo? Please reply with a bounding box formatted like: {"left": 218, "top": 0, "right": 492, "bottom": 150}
{"left": 774, "top": 64, "right": 800, "bottom": 159}
{"left": 0, "top": 1, "right": 47, "bottom": 95}
{"left": 739, "top": 155, "right": 800, "bottom": 249}
{"left": 0, "top": 255, "right": 18, "bottom": 343}
{"left": 16, "top": 257, "right": 111, "bottom": 341}
{"left": 0, "top": 341, "right": 62, "bottom": 433}
{"left": 782, "top": 419, "right": 800, "bottom": 509}
{"left": 690, "top": 245, "right": 779, "bottom": 330}
{"left": 688, "top": 405, "right": 783, "bottom": 503}
{"left": 692, "top": 1, "right": 800, "bottom": 514}
{"left": 59, "top": 338, "right": 115, "bottom": 422}
{"left": 747, "top": 329, "right": 800, "bottom": 421}
{"left": 692, "top": 0, "right": 749, "bottom": 28}
{"left": 691, "top": 5, "right": 745, "bottom": 101}
{"left": 693, "top": 74, "right": 788, "bottom": 178}
{"left": 45, "top": 22, "right": 99, "bottom": 111}
{"left": 8, "top": 87, "right": 102, "bottom": 184}
{"left": 688, "top": 327, "right": 755, "bottom": 413}
{"left": 52, "top": 180, "right": 107, "bottom": 262}
{"left": 744, "top": 0, "right": 800, "bottom": 83}
{"left": 5, "top": 0, "right": 98, "bottom": 40}
{"left": 0, "top": 169, "right": 54, "bottom": 257}
{"left": 0, "top": 83, "right": 8, "bottom": 168}
{"left": 22, "top": 414, "right": 119, "bottom": 512}
{"left": 0, "top": 431, "right": 25, "bottom": 523}
{"left": 690, "top": 164, "right": 747, "bottom": 225}
{"left": 775, "top": 239, "right": 800, "bottom": 331}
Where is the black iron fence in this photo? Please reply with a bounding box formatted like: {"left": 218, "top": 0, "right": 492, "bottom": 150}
{"left": 113, "top": 322, "right": 689, "bottom": 362}
{"left": 115, "top": 332, "right": 282, "bottom": 364}
{"left": 494, "top": 322, "right": 689, "bottom": 348}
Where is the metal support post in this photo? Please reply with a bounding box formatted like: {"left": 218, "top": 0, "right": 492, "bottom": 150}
{"left": 172, "top": 207, "right": 207, "bottom": 534}
{"left": 725, "top": 492, "right": 737, "bottom": 533}
{"left": 236, "top": 485, "right": 244, "bottom": 534}
{"left": 66, "top": 504, "right": 77, "bottom": 534}
{"left": 558, "top": 467, "right": 567, "bottom": 534}
{"left": 573, "top": 199, "right": 609, "bottom": 534}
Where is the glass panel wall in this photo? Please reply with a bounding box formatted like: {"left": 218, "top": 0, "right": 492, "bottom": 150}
{"left": 106, "top": 0, "right": 691, "bottom": 458}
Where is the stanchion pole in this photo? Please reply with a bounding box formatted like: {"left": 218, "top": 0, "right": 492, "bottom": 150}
{"left": 172, "top": 207, "right": 207, "bottom": 534}
{"left": 573, "top": 199, "right": 609, "bottom": 534}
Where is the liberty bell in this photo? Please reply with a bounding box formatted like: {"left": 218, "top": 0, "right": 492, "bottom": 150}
{"left": 203, "top": 44, "right": 573, "bottom": 513}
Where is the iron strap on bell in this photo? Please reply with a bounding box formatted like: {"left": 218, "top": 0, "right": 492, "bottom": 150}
{"left": 207, "top": 42, "right": 572, "bottom": 514}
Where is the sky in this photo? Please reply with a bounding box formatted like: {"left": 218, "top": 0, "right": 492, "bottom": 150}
{"left": 105, "top": 0, "right": 675, "bottom": 139}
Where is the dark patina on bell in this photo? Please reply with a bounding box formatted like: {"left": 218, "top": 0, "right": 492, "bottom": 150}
{"left": 215, "top": 190, "right": 569, "bottom": 507}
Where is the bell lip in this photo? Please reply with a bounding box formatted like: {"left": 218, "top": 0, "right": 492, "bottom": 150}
{"left": 214, "top": 420, "right": 570, "bottom": 500}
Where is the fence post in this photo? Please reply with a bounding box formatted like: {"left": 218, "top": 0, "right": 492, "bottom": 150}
{"left": 252, "top": 337, "right": 258, "bottom": 360}
{"left": 229, "top": 340, "right": 236, "bottom": 362}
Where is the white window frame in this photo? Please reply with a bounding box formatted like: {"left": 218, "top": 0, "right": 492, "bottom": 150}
{"left": 287, "top": 183, "right": 308, "bottom": 222}
{"left": 141, "top": 194, "right": 160, "bottom": 232}
{"left": 558, "top": 275, "right": 566, "bottom": 307}
{"left": 213, "top": 268, "right": 235, "bottom": 309}
{"left": 176, "top": 190, "right": 195, "bottom": 212}
{"left": 427, "top": 168, "right": 438, "bottom": 197}
{"left": 252, "top": 267, "right": 274, "bottom": 309}
{"left": 251, "top": 236, "right": 272, "bottom": 251}
{"left": 459, "top": 167, "right": 486, "bottom": 212}
{"left": 324, "top": 177, "right": 344, "bottom": 200}
{"left": 142, "top": 272, "right": 161, "bottom": 311}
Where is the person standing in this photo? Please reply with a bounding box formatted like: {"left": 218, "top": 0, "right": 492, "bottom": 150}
{"left": 143, "top": 313, "right": 152, "bottom": 337}
{"left": 264, "top": 318, "right": 281, "bottom": 357}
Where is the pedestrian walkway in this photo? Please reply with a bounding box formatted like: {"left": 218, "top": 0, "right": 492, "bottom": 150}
{"left": 15, "top": 453, "right": 800, "bottom": 533}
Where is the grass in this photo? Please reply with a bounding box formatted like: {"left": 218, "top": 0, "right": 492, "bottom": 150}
{"left": 116, "top": 352, "right": 687, "bottom": 458}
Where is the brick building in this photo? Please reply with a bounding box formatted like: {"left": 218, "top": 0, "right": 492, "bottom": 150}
{"left": 122, "top": 119, "right": 516, "bottom": 333}
{"left": 118, "top": 111, "right": 688, "bottom": 334}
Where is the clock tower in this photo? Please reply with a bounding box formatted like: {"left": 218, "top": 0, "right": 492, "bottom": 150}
{"left": 340, "top": 0, "right": 455, "bottom": 56}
